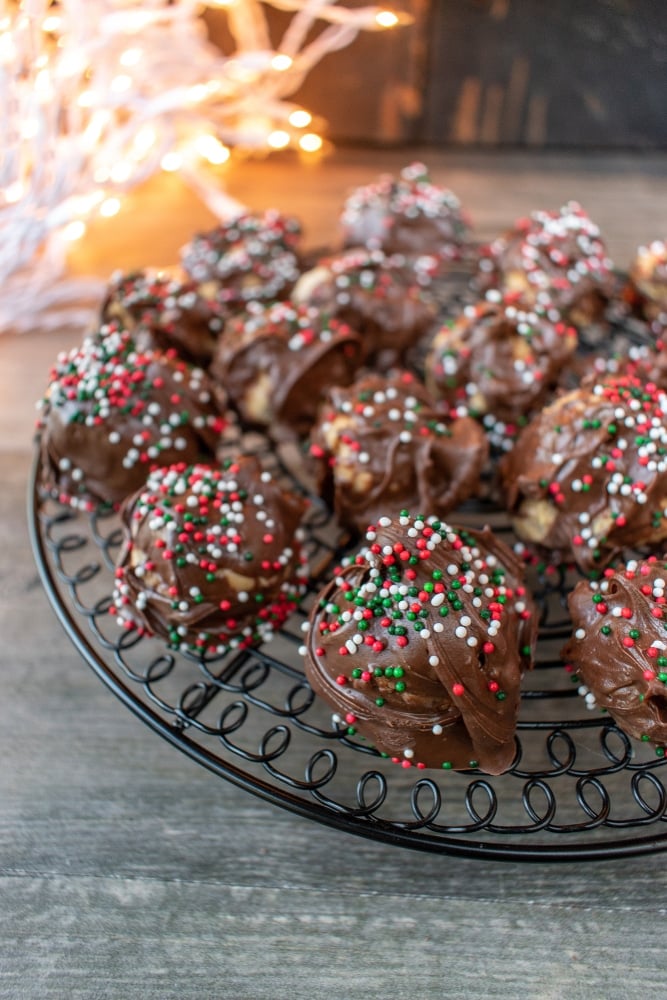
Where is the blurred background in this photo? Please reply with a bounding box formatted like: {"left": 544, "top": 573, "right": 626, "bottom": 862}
{"left": 207, "top": 0, "right": 667, "bottom": 149}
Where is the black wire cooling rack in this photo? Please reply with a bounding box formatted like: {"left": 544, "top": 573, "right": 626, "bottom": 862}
{"left": 28, "top": 409, "right": 667, "bottom": 863}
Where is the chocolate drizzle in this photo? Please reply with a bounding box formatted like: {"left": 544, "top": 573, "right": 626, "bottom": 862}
{"left": 210, "top": 300, "right": 363, "bottom": 441}
{"left": 37, "top": 324, "right": 228, "bottom": 510}
{"left": 304, "top": 513, "right": 535, "bottom": 773}
{"left": 564, "top": 556, "right": 667, "bottom": 749}
{"left": 112, "top": 457, "right": 307, "bottom": 655}
{"left": 500, "top": 375, "right": 667, "bottom": 572}
{"left": 309, "top": 371, "right": 487, "bottom": 535}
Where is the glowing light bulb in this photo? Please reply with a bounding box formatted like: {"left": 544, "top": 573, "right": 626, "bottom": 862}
{"left": 271, "top": 54, "right": 292, "bottom": 72}
{"left": 195, "top": 134, "right": 230, "bottom": 165}
{"left": 267, "top": 130, "right": 290, "bottom": 149}
{"left": 375, "top": 10, "right": 400, "bottom": 29}
{"left": 299, "top": 133, "right": 323, "bottom": 153}
{"left": 120, "top": 48, "right": 143, "bottom": 68}
{"left": 63, "top": 220, "right": 86, "bottom": 242}
{"left": 4, "top": 182, "right": 24, "bottom": 205}
{"left": 288, "top": 110, "right": 311, "bottom": 129}
{"left": 100, "top": 197, "right": 121, "bottom": 218}
{"left": 110, "top": 161, "right": 133, "bottom": 183}
{"left": 42, "top": 15, "right": 62, "bottom": 33}
{"left": 133, "top": 126, "right": 157, "bottom": 157}
{"left": 161, "top": 152, "right": 182, "bottom": 172}
{"left": 111, "top": 74, "right": 133, "bottom": 93}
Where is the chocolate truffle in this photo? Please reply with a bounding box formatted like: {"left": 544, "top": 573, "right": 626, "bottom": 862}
{"left": 425, "top": 292, "right": 578, "bottom": 450}
{"left": 625, "top": 239, "right": 667, "bottom": 334}
{"left": 309, "top": 371, "right": 488, "bottom": 536}
{"left": 37, "top": 324, "right": 228, "bottom": 511}
{"left": 180, "top": 209, "right": 302, "bottom": 306}
{"left": 101, "top": 269, "right": 228, "bottom": 368}
{"left": 476, "top": 202, "right": 615, "bottom": 327}
{"left": 303, "top": 513, "right": 536, "bottom": 773}
{"left": 112, "top": 457, "right": 307, "bottom": 655}
{"left": 499, "top": 375, "right": 667, "bottom": 573}
{"left": 339, "top": 161, "right": 469, "bottom": 273}
{"left": 209, "top": 300, "right": 363, "bottom": 441}
{"left": 292, "top": 248, "right": 437, "bottom": 370}
{"left": 563, "top": 555, "right": 667, "bottom": 755}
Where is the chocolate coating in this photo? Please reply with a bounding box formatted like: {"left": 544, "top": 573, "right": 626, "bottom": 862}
{"left": 292, "top": 248, "right": 437, "bottom": 370}
{"left": 101, "top": 269, "right": 228, "bottom": 368}
{"left": 309, "top": 371, "right": 488, "bottom": 536}
{"left": 304, "top": 513, "right": 536, "bottom": 773}
{"left": 499, "top": 375, "right": 667, "bottom": 573}
{"left": 563, "top": 556, "right": 667, "bottom": 751}
{"left": 476, "top": 202, "right": 615, "bottom": 326}
{"left": 112, "top": 458, "right": 307, "bottom": 655}
{"left": 180, "top": 210, "right": 302, "bottom": 306}
{"left": 37, "top": 324, "right": 228, "bottom": 510}
{"left": 339, "top": 162, "right": 469, "bottom": 272}
{"left": 425, "top": 293, "right": 578, "bottom": 449}
{"left": 209, "top": 300, "right": 363, "bottom": 441}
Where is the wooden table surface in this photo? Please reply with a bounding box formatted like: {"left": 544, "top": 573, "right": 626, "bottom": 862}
{"left": 3, "top": 149, "right": 667, "bottom": 1000}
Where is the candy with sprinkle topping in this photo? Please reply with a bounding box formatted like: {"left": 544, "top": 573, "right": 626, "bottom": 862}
{"left": 209, "top": 300, "right": 363, "bottom": 442}
{"left": 624, "top": 238, "right": 667, "bottom": 337}
{"left": 111, "top": 457, "right": 307, "bottom": 656}
{"left": 564, "top": 556, "right": 667, "bottom": 753}
{"left": 425, "top": 292, "right": 578, "bottom": 450}
{"left": 309, "top": 370, "right": 487, "bottom": 535}
{"left": 37, "top": 323, "right": 229, "bottom": 511}
{"left": 476, "top": 201, "right": 615, "bottom": 327}
{"left": 180, "top": 209, "right": 302, "bottom": 306}
{"left": 101, "top": 268, "right": 229, "bottom": 368}
{"left": 303, "top": 511, "right": 535, "bottom": 773}
{"left": 292, "top": 247, "right": 437, "bottom": 371}
{"left": 339, "top": 161, "right": 469, "bottom": 277}
{"left": 500, "top": 374, "right": 667, "bottom": 573}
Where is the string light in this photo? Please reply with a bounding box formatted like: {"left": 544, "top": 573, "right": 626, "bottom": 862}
{"left": 0, "top": 0, "right": 407, "bottom": 334}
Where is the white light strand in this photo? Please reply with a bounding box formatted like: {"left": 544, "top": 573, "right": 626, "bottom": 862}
{"left": 0, "top": 0, "right": 404, "bottom": 334}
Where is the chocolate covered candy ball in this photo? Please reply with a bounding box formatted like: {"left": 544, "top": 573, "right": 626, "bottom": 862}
{"left": 309, "top": 371, "right": 487, "bottom": 535}
{"left": 303, "top": 513, "right": 536, "bottom": 773}
{"left": 563, "top": 556, "right": 667, "bottom": 754}
{"left": 339, "top": 161, "right": 469, "bottom": 278}
{"left": 425, "top": 292, "right": 578, "bottom": 450}
{"left": 476, "top": 202, "right": 615, "bottom": 327}
{"left": 500, "top": 375, "right": 667, "bottom": 573}
{"left": 210, "top": 300, "right": 363, "bottom": 441}
{"left": 112, "top": 458, "right": 307, "bottom": 655}
{"left": 292, "top": 248, "right": 437, "bottom": 370}
{"left": 37, "top": 324, "right": 228, "bottom": 511}
{"left": 180, "top": 209, "right": 302, "bottom": 307}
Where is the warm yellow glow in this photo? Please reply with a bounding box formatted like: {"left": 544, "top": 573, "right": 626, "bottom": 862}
{"left": 195, "top": 134, "right": 230, "bottom": 165}
{"left": 288, "top": 109, "right": 311, "bottom": 129}
{"left": 34, "top": 68, "right": 54, "bottom": 101}
{"left": 111, "top": 74, "right": 133, "bottom": 93}
{"left": 100, "top": 197, "right": 121, "bottom": 218}
{"left": 42, "top": 15, "right": 62, "bottom": 33}
{"left": 77, "top": 89, "right": 95, "bottom": 108}
{"left": 375, "top": 10, "right": 399, "bottom": 28}
{"left": 203, "top": 0, "right": 238, "bottom": 7}
{"left": 110, "top": 161, "right": 133, "bottom": 184}
{"left": 63, "top": 220, "right": 87, "bottom": 242}
{"left": 299, "top": 133, "right": 323, "bottom": 153}
{"left": 4, "top": 181, "right": 24, "bottom": 205}
{"left": 93, "top": 166, "right": 111, "bottom": 184}
{"left": 267, "top": 129, "right": 290, "bottom": 149}
{"left": 120, "top": 48, "right": 143, "bottom": 68}
{"left": 133, "top": 126, "right": 157, "bottom": 156}
{"left": 271, "top": 54, "right": 293, "bottom": 72}
{"left": 161, "top": 152, "right": 183, "bottom": 172}
{"left": 188, "top": 84, "right": 210, "bottom": 104}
